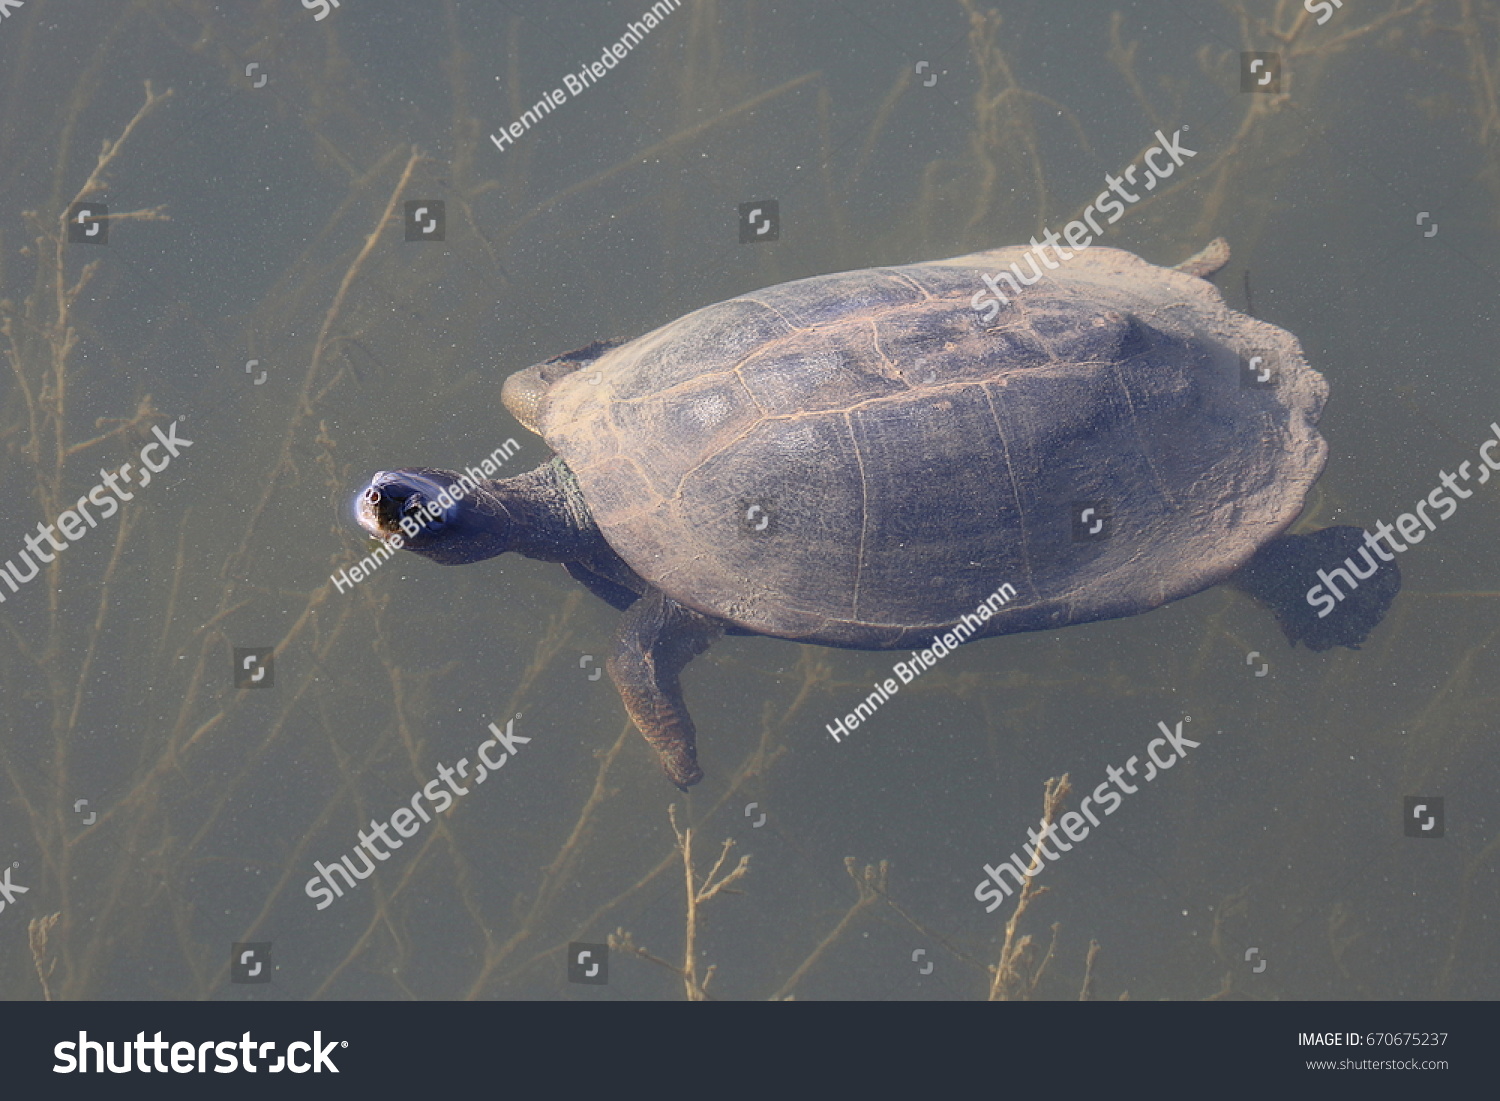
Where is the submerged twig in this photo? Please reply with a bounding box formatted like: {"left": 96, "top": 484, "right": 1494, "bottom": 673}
{"left": 670, "top": 804, "right": 750, "bottom": 1000}
{"left": 989, "top": 774, "right": 1070, "bottom": 1001}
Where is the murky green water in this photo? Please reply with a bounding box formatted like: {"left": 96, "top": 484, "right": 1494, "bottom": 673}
{"left": 0, "top": 0, "right": 1495, "bottom": 1001}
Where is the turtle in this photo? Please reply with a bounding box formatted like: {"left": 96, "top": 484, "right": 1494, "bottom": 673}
{"left": 354, "top": 240, "right": 1399, "bottom": 789}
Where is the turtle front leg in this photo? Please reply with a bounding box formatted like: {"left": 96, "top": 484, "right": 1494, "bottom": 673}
{"left": 606, "top": 590, "right": 723, "bottom": 789}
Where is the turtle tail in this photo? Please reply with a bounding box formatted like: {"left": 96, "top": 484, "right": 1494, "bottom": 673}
{"left": 1228, "top": 526, "right": 1401, "bottom": 651}
{"left": 1174, "top": 237, "right": 1230, "bottom": 280}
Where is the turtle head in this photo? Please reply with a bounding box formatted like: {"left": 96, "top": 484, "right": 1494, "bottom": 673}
{"left": 354, "top": 468, "right": 512, "bottom": 565}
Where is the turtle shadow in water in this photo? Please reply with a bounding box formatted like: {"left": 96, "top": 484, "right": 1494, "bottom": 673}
{"left": 1229, "top": 525, "right": 1401, "bottom": 652}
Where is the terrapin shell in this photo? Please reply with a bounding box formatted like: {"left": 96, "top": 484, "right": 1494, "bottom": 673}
{"left": 535, "top": 245, "right": 1325, "bottom": 649}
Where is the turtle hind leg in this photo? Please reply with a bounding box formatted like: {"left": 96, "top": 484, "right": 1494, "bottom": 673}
{"left": 606, "top": 590, "right": 723, "bottom": 788}
{"left": 1229, "top": 526, "right": 1401, "bottom": 652}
